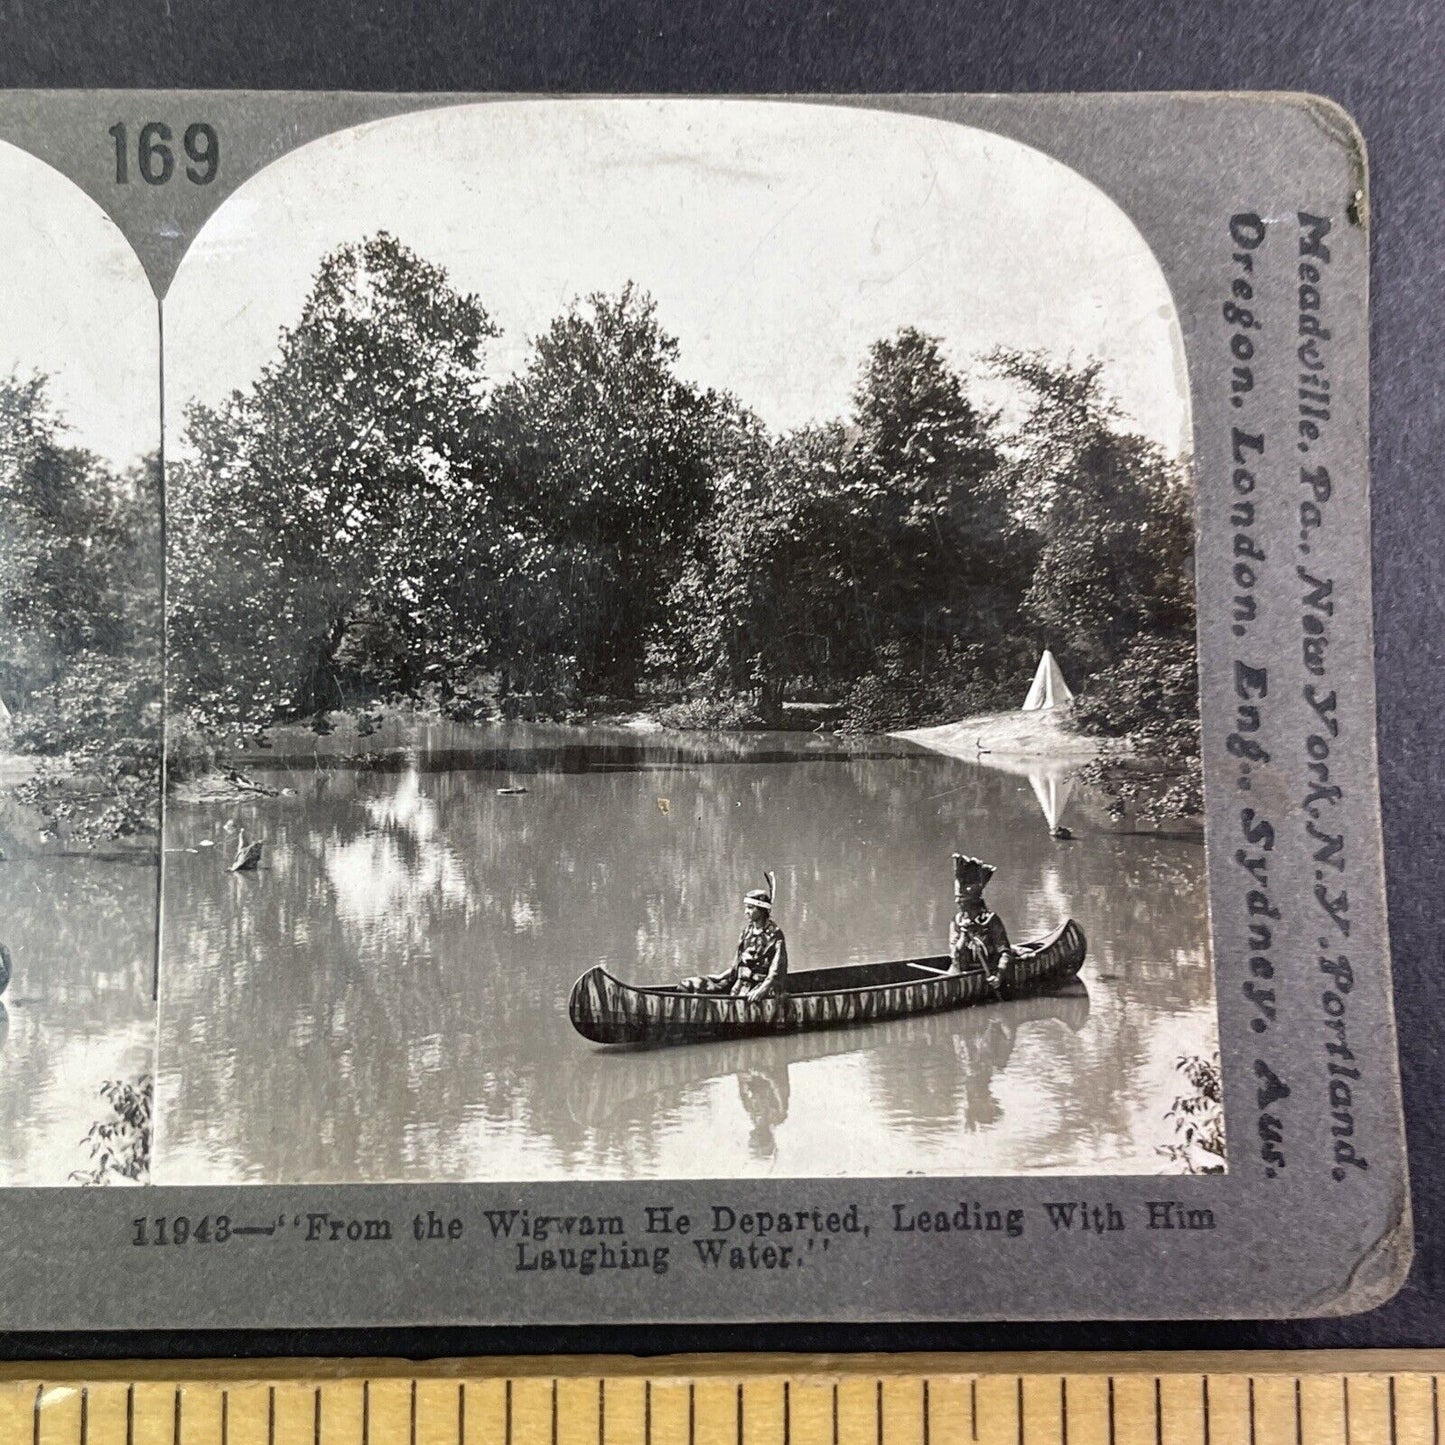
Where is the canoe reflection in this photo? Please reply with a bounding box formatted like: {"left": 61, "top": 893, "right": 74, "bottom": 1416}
{"left": 567, "top": 981, "right": 1089, "bottom": 1155}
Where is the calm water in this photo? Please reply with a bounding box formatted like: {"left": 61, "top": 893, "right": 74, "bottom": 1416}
{"left": 0, "top": 789, "right": 157, "bottom": 1186}
{"left": 155, "top": 721, "right": 1217, "bottom": 1184}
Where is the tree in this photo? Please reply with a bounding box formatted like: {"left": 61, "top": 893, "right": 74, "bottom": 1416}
{"left": 652, "top": 416, "right": 856, "bottom": 718}
{"left": 0, "top": 376, "right": 161, "bottom": 840}
{"left": 169, "top": 232, "right": 497, "bottom": 734}
{"left": 992, "top": 351, "right": 1194, "bottom": 673}
{"left": 0, "top": 376, "right": 127, "bottom": 698}
{"left": 995, "top": 351, "right": 1201, "bottom": 816}
{"left": 845, "top": 329, "right": 1024, "bottom": 674}
{"left": 488, "top": 285, "right": 721, "bottom": 694}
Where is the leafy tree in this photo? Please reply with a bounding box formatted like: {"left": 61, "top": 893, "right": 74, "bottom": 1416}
{"left": 993, "top": 352, "right": 1200, "bottom": 816}
{"left": 0, "top": 376, "right": 128, "bottom": 697}
{"left": 0, "top": 377, "right": 160, "bottom": 840}
{"left": 489, "top": 285, "right": 720, "bottom": 693}
{"left": 992, "top": 351, "right": 1194, "bottom": 673}
{"left": 169, "top": 232, "right": 497, "bottom": 733}
{"left": 845, "top": 329, "right": 1022, "bottom": 668}
{"left": 652, "top": 416, "right": 857, "bottom": 719}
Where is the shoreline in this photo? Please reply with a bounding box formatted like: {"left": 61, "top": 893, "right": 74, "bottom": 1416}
{"left": 892, "top": 703, "right": 1124, "bottom": 765}
{"left": 165, "top": 702, "right": 1124, "bottom": 802}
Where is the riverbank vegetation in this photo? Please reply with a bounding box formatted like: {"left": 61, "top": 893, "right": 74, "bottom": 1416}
{"left": 165, "top": 234, "right": 1199, "bottom": 814}
{"left": 1, "top": 231, "right": 1198, "bottom": 832}
{"left": 0, "top": 376, "right": 162, "bottom": 843}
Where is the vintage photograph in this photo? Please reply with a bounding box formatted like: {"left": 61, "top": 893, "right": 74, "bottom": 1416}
{"left": 154, "top": 98, "right": 1220, "bottom": 1185}
{"left": 0, "top": 140, "right": 160, "bottom": 1185}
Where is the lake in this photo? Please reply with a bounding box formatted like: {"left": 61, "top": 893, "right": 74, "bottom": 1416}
{"left": 155, "top": 719, "right": 1218, "bottom": 1183}
{"left": 0, "top": 783, "right": 157, "bottom": 1186}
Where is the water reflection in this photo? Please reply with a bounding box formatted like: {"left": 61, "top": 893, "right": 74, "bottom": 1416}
{"left": 157, "top": 723, "right": 1217, "bottom": 1183}
{"left": 568, "top": 986, "right": 1091, "bottom": 1161}
{"left": 0, "top": 831, "right": 157, "bottom": 1185}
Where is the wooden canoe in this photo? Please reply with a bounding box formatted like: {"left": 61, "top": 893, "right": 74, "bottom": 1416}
{"left": 566, "top": 980, "right": 1091, "bottom": 1125}
{"left": 569, "top": 918, "right": 1086, "bottom": 1047}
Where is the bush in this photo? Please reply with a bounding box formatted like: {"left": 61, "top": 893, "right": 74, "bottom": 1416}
{"left": 1071, "top": 634, "right": 1202, "bottom": 818}
{"left": 1159, "top": 1053, "right": 1225, "bottom": 1174}
{"left": 840, "top": 642, "right": 1024, "bottom": 735}
{"left": 653, "top": 694, "right": 765, "bottom": 730}
{"left": 71, "top": 1074, "right": 153, "bottom": 1185}
{"left": 9, "top": 654, "right": 161, "bottom": 840}
{"left": 1070, "top": 634, "right": 1199, "bottom": 748}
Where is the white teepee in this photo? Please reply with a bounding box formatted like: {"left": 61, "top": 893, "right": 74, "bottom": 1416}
{"left": 1021, "top": 649, "right": 1073, "bottom": 711}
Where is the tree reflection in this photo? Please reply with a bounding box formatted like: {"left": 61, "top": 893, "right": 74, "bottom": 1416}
{"left": 0, "top": 848, "right": 156, "bottom": 1184}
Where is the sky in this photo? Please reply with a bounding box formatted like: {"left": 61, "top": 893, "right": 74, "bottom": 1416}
{"left": 163, "top": 99, "right": 1191, "bottom": 457}
{"left": 0, "top": 141, "right": 159, "bottom": 470}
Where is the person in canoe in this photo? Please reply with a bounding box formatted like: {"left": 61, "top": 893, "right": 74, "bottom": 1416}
{"left": 949, "top": 854, "right": 1014, "bottom": 991}
{"left": 681, "top": 871, "right": 789, "bottom": 1004}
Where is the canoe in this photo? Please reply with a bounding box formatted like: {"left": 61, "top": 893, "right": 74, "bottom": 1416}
{"left": 566, "top": 980, "right": 1091, "bottom": 1125}
{"left": 569, "top": 918, "right": 1086, "bottom": 1048}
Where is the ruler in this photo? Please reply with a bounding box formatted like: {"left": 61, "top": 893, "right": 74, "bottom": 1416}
{"left": 1, "top": 1353, "right": 1441, "bottom": 1445}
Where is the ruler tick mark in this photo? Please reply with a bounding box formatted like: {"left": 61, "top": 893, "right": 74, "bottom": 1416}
{"left": 600, "top": 1378, "right": 606, "bottom": 1445}
{"left": 1294, "top": 1378, "right": 1302, "bottom": 1445}
{"left": 971, "top": 1380, "right": 978, "bottom": 1442}
{"left": 1017, "top": 1377, "right": 1024, "bottom": 1445}
{"left": 174, "top": 1387, "right": 182, "bottom": 1445}
{"left": 645, "top": 1381, "right": 652, "bottom": 1445}
{"left": 81, "top": 1385, "right": 89, "bottom": 1445}
{"left": 878, "top": 1380, "right": 884, "bottom": 1445}
{"left": 1108, "top": 1377, "right": 1116, "bottom": 1445}
{"left": 364, "top": 1380, "right": 372, "bottom": 1445}
{"left": 923, "top": 1380, "right": 931, "bottom": 1445}
{"left": 1202, "top": 1377, "right": 1210, "bottom": 1445}
{"left": 1154, "top": 1377, "right": 1162, "bottom": 1445}
{"left": 127, "top": 1383, "right": 134, "bottom": 1445}
{"left": 459, "top": 1382, "right": 466, "bottom": 1445}
{"left": 506, "top": 1379, "right": 513, "bottom": 1445}
{"left": 739, "top": 1382, "right": 746, "bottom": 1445}
{"left": 1344, "top": 1375, "right": 1352, "bottom": 1445}
{"left": 1390, "top": 1376, "right": 1398, "bottom": 1445}
{"left": 315, "top": 1385, "right": 322, "bottom": 1445}
{"left": 554, "top": 1379, "right": 560, "bottom": 1445}
{"left": 1433, "top": 1376, "right": 1440, "bottom": 1445}
{"left": 222, "top": 1389, "right": 230, "bottom": 1445}
{"left": 1248, "top": 1379, "right": 1256, "bottom": 1445}
{"left": 784, "top": 1380, "right": 791, "bottom": 1445}
{"left": 1060, "top": 1377, "right": 1068, "bottom": 1445}
{"left": 833, "top": 1383, "right": 840, "bottom": 1445}
{"left": 689, "top": 1383, "right": 696, "bottom": 1445}
{"left": 32, "top": 1382, "right": 41, "bottom": 1445}
{"left": 414, "top": 1379, "right": 420, "bottom": 1445}
{"left": 269, "top": 1384, "right": 276, "bottom": 1445}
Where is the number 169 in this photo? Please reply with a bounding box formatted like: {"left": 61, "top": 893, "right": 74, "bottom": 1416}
{"left": 109, "top": 121, "right": 219, "bottom": 186}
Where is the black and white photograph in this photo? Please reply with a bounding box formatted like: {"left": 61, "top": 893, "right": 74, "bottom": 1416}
{"left": 0, "top": 140, "right": 160, "bottom": 1186}
{"left": 153, "top": 98, "right": 1219, "bottom": 1186}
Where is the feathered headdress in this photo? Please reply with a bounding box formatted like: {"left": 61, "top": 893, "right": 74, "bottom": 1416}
{"left": 953, "top": 854, "right": 996, "bottom": 896}
{"left": 743, "top": 870, "right": 777, "bottom": 911}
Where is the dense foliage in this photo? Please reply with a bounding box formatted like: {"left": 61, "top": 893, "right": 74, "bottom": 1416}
{"left": 154, "top": 233, "right": 1198, "bottom": 808}
{"left": 0, "top": 376, "right": 161, "bottom": 842}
